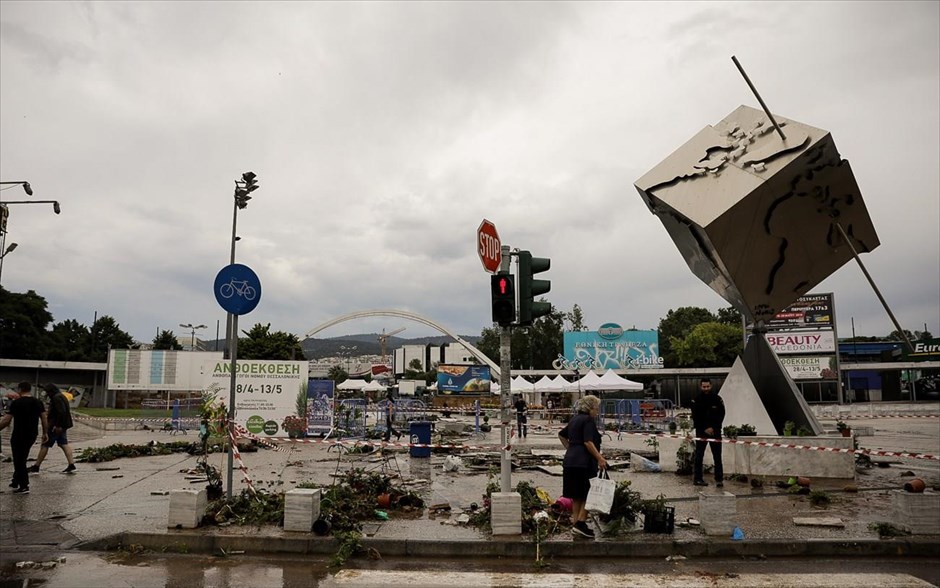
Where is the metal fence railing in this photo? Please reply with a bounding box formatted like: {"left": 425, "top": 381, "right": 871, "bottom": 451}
{"left": 140, "top": 398, "right": 202, "bottom": 433}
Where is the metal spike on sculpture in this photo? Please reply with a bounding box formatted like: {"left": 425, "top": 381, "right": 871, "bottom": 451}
{"left": 634, "top": 57, "right": 881, "bottom": 435}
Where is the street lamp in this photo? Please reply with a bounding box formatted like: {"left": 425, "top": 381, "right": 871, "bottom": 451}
{"left": 340, "top": 345, "right": 358, "bottom": 375}
{"left": 179, "top": 323, "right": 208, "bottom": 351}
{"left": 0, "top": 181, "right": 32, "bottom": 195}
{"left": 1, "top": 200, "right": 61, "bottom": 214}
{"left": 225, "top": 171, "right": 260, "bottom": 499}
{"left": 0, "top": 242, "right": 18, "bottom": 288}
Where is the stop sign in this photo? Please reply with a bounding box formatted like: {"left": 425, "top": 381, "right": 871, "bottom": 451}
{"left": 477, "top": 219, "right": 501, "bottom": 273}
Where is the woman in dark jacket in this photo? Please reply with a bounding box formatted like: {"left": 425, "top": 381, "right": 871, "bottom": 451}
{"left": 558, "top": 394, "right": 607, "bottom": 538}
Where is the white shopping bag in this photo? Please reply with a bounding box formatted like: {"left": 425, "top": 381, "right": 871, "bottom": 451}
{"left": 585, "top": 470, "right": 615, "bottom": 514}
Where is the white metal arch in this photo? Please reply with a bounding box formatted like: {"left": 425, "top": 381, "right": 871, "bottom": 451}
{"left": 304, "top": 309, "right": 499, "bottom": 376}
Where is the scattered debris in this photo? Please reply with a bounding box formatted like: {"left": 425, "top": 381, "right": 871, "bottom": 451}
{"left": 456, "top": 513, "right": 471, "bottom": 524}
{"left": 898, "top": 470, "right": 915, "bottom": 477}
{"left": 150, "top": 491, "right": 169, "bottom": 496}
{"left": 666, "top": 555, "right": 687, "bottom": 562}
{"left": 793, "top": 517, "right": 845, "bottom": 528}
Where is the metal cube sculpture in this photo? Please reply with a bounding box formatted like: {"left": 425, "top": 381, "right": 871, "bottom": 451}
{"left": 635, "top": 105, "right": 879, "bottom": 325}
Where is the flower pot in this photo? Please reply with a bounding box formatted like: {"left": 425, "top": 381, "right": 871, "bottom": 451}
{"left": 904, "top": 478, "right": 926, "bottom": 493}
{"left": 312, "top": 517, "right": 332, "bottom": 536}
{"left": 840, "top": 428, "right": 852, "bottom": 437}
{"left": 377, "top": 493, "right": 391, "bottom": 508}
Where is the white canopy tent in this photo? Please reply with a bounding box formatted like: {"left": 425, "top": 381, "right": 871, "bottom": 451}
{"left": 337, "top": 379, "right": 369, "bottom": 391}
{"left": 362, "top": 380, "right": 387, "bottom": 393}
{"left": 594, "top": 369, "right": 643, "bottom": 391}
{"left": 575, "top": 370, "right": 601, "bottom": 393}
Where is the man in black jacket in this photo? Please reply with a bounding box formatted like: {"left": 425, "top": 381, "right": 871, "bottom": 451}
{"left": 29, "top": 384, "right": 76, "bottom": 474}
{"left": 690, "top": 378, "right": 724, "bottom": 487}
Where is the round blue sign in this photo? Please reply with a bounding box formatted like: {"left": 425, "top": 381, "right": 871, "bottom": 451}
{"left": 214, "top": 263, "right": 262, "bottom": 315}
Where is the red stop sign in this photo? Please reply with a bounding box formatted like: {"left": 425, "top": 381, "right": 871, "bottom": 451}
{"left": 477, "top": 219, "right": 501, "bottom": 273}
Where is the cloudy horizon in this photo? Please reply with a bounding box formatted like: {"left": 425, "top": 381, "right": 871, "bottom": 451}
{"left": 1, "top": 2, "right": 937, "bottom": 345}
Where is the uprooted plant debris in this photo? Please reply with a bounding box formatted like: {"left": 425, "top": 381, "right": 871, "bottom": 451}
{"left": 77, "top": 441, "right": 203, "bottom": 463}
{"left": 199, "top": 468, "right": 424, "bottom": 533}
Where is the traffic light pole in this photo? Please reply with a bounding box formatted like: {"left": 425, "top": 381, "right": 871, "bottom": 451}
{"left": 499, "top": 325, "right": 512, "bottom": 492}
{"left": 498, "top": 245, "right": 512, "bottom": 493}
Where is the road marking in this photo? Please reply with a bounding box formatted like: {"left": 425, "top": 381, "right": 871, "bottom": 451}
{"left": 327, "top": 570, "right": 934, "bottom": 587}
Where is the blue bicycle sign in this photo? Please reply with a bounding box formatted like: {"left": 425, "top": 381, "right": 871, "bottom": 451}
{"left": 214, "top": 263, "right": 262, "bottom": 315}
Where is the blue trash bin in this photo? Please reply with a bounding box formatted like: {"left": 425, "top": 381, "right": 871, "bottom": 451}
{"left": 409, "top": 421, "right": 432, "bottom": 458}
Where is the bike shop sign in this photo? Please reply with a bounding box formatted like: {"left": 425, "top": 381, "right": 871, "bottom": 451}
{"left": 202, "top": 360, "right": 307, "bottom": 436}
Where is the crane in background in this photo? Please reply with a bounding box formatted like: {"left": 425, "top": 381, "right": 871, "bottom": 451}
{"left": 378, "top": 327, "right": 406, "bottom": 361}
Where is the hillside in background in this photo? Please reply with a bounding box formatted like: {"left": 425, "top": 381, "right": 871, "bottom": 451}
{"left": 204, "top": 334, "right": 482, "bottom": 360}
{"left": 301, "top": 334, "right": 482, "bottom": 360}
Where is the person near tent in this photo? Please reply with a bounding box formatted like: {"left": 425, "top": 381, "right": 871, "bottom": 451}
{"left": 513, "top": 395, "right": 528, "bottom": 439}
{"left": 383, "top": 389, "right": 401, "bottom": 442}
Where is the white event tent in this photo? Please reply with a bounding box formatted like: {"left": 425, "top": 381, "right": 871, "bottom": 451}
{"left": 593, "top": 369, "right": 643, "bottom": 391}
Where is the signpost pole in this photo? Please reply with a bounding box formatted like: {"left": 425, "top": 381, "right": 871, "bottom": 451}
{"left": 498, "top": 245, "right": 512, "bottom": 493}
{"left": 227, "top": 314, "right": 238, "bottom": 499}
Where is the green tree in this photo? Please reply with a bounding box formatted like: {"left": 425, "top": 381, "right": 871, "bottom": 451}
{"left": 658, "top": 306, "right": 718, "bottom": 367}
{"left": 47, "top": 319, "right": 91, "bottom": 361}
{"left": 153, "top": 329, "right": 183, "bottom": 350}
{"left": 0, "top": 287, "right": 53, "bottom": 359}
{"left": 671, "top": 322, "right": 743, "bottom": 367}
{"left": 327, "top": 364, "right": 348, "bottom": 383}
{"left": 716, "top": 306, "right": 743, "bottom": 326}
{"left": 89, "top": 316, "right": 136, "bottom": 361}
{"left": 476, "top": 300, "right": 564, "bottom": 370}
{"left": 565, "top": 304, "right": 588, "bottom": 332}
{"left": 237, "top": 323, "right": 306, "bottom": 360}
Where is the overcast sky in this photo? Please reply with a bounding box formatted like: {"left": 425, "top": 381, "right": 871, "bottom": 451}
{"left": 1, "top": 1, "right": 937, "bottom": 346}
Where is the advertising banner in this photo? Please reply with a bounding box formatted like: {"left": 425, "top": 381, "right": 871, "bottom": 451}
{"left": 779, "top": 355, "right": 838, "bottom": 380}
{"left": 202, "top": 359, "right": 306, "bottom": 437}
{"left": 436, "top": 365, "right": 491, "bottom": 395}
{"left": 307, "top": 379, "right": 335, "bottom": 435}
{"left": 109, "top": 349, "right": 223, "bottom": 391}
{"left": 562, "top": 325, "right": 663, "bottom": 370}
{"left": 903, "top": 338, "right": 940, "bottom": 362}
{"left": 765, "top": 330, "right": 836, "bottom": 355}
{"left": 766, "top": 293, "right": 834, "bottom": 329}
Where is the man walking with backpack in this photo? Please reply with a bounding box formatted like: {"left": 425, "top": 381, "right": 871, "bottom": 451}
{"left": 29, "top": 384, "right": 76, "bottom": 474}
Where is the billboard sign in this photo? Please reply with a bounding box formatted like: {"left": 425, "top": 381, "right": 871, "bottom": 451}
{"left": 903, "top": 338, "right": 940, "bottom": 362}
{"left": 766, "top": 293, "right": 834, "bottom": 329}
{"left": 436, "top": 364, "right": 492, "bottom": 395}
{"left": 202, "top": 359, "right": 306, "bottom": 437}
{"left": 779, "top": 355, "right": 838, "bottom": 380}
{"left": 109, "top": 349, "right": 223, "bottom": 391}
{"left": 765, "top": 330, "right": 836, "bottom": 355}
{"left": 563, "top": 326, "right": 663, "bottom": 370}
{"left": 307, "top": 379, "right": 335, "bottom": 435}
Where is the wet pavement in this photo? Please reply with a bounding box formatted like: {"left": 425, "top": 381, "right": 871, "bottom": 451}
{"left": 1, "top": 402, "right": 939, "bottom": 584}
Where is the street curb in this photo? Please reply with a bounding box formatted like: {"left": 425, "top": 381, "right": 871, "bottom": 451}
{"left": 79, "top": 532, "right": 940, "bottom": 559}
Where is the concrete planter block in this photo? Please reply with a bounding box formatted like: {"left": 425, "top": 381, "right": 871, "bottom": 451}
{"left": 892, "top": 490, "right": 940, "bottom": 535}
{"left": 698, "top": 491, "right": 736, "bottom": 536}
{"left": 284, "top": 488, "right": 321, "bottom": 533}
{"left": 490, "top": 492, "right": 521, "bottom": 535}
{"left": 168, "top": 488, "right": 207, "bottom": 529}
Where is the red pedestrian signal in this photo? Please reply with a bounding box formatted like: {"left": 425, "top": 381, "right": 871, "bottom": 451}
{"left": 491, "top": 273, "right": 516, "bottom": 327}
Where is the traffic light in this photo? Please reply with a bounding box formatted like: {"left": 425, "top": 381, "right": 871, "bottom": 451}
{"left": 235, "top": 171, "right": 259, "bottom": 209}
{"left": 518, "top": 250, "right": 551, "bottom": 326}
{"left": 491, "top": 273, "right": 516, "bottom": 327}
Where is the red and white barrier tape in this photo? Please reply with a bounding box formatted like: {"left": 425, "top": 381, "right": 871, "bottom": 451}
{"left": 71, "top": 414, "right": 938, "bottom": 461}
{"left": 228, "top": 427, "right": 258, "bottom": 494}
{"left": 631, "top": 431, "right": 939, "bottom": 461}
